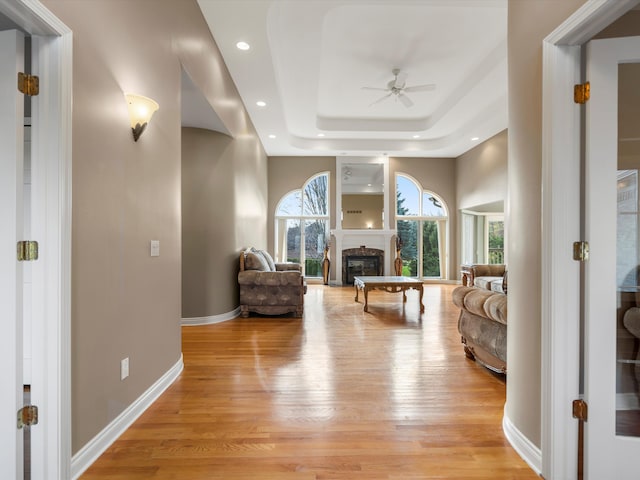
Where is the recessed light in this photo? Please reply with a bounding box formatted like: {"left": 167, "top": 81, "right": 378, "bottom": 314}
{"left": 367, "top": 184, "right": 372, "bottom": 187}
{"left": 268, "top": 134, "right": 276, "bottom": 139}
{"left": 413, "top": 134, "right": 421, "bottom": 139}
{"left": 256, "top": 101, "right": 266, "bottom": 107}
{"left": 236, "top": 41, "right": 250, "bottom": 51}
{"left": 317, "top": 133, "right": 325, "bottom": 137}
{"left": 471, "top": 137, "right": 480, "bottom": 141}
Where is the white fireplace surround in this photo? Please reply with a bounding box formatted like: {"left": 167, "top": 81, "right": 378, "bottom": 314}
{"left": 330, "top": 229, "right": 397, "bottom": 285}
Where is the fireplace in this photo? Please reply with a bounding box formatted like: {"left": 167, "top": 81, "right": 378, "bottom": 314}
{"left": 342, "top": 247, "right": 384, "bottom": 284}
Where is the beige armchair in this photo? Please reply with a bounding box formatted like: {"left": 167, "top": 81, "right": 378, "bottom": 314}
{"left": 238, "top": 248, "right": 307, "bottom": 318}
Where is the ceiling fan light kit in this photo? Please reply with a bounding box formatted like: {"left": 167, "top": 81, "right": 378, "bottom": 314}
{"left": 362, "top": 68, "right": 436, "bottom": 108}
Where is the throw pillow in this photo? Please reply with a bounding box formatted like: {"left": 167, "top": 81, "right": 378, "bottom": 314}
{"left": 244, "top": 251, "right": 269, "bottom": 271}
{"left": 257, "top": 249, "right": 276, "bottom": 271}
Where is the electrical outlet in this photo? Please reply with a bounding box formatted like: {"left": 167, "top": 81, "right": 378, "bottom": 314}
{"left": 121, "top": 357, "right": 129, "bottom": 380}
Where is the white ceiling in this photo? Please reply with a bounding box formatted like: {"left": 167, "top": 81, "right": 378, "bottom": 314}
{"left": 197, "top": 0, "right": 508, "bottom": 158}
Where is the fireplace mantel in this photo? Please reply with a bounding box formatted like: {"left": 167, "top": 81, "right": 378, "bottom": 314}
{"left": 330, "top": 228, "right": 397, "bottom": 285}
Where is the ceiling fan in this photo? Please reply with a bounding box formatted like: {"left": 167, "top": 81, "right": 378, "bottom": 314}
{"left": 362, "top": 68, "right": 436, "bottom": 108}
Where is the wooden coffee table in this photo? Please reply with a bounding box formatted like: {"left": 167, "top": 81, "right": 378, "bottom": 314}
{"left": 353, "top": 276, "right": 425, "bottom": 313}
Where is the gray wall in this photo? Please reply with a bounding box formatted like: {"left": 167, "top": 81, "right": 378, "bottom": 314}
{"left": 182, "top": 128, "right": 267, "bottom": 318}
{"left": 456, "top": 130, "right": 508, "bottom": 211}
{"left": 506, "top": 0, "right": 586, "bottom": 448}
{"left": 342, "top": 194, "right": 384, "bottom": 230}
{"left": 42, "top": 0, "right": 267, "bottom": 453}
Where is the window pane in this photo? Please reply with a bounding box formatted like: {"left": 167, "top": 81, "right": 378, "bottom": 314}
{"left": 304, "top": 219, "right": 328, "bottom": 277}
{"left": 422, "top": 193, "right": 446, "bottom": 217}
{"left": 397, "top": 219, "right": 418, "bottom": 277}
{"left": 285, "top": 219, "right": 301, "bottom": 263}
{"left": 422, "top": 221, "right": 441, "bottom": 277}
{"left": 303, "top": 174, "right": 328, "bottom": 216}
{"left": 396, "top": 175, "right": 419, "bottom": 216}
{"left": 277, "top": 190, "right": 302, "bottom": 216}
{"left": 488, "top": 220, "right": 504, "bottom": 264}
{"left": 618, "top": 170, "right": 638, "bottom": 286}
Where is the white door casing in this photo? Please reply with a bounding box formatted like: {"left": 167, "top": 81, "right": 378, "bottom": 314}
{"left": 0, "top": 0, "right": 73, "bottom": 478}
{"left": 0, "top": 28, "right": 25, "bottom": 480}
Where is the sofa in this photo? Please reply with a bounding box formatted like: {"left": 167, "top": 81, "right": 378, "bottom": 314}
{"left": 238, "top": 247, "right": 307, "bottom": 318}
{"left": 452, "top": 265, "right": 508, "bottom": 373}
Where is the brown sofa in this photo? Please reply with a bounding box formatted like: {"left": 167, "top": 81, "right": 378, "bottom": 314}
{"left": 453, "top": 264, "right": 508, "bottom": 373}
{"left": 238, "top": 247, "right": 307, "bottom": 318}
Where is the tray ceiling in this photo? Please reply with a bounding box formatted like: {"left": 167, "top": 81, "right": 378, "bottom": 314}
{"left": 197, "top": 0, "right": 508, "bottom": 158}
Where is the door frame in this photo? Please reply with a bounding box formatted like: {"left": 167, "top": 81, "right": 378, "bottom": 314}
{"left": 0, "top": 1, "right": 72, "bottom": 478}
{"left": 541, "top": 0, "right": 640, "bottom": 479}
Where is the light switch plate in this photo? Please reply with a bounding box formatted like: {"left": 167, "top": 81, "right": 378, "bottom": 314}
{"left": 121, "top": 357, "right": 129, "bottom": 380}
{"left": 150, "top": 240, "right": 160, "bottom": 257}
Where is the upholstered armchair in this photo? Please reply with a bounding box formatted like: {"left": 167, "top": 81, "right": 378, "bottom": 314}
{"left": 238, "top": 248, "right": 307, "bottom": 318}
{"left": 460, "top": 264, "right": 507, "bottom": 293}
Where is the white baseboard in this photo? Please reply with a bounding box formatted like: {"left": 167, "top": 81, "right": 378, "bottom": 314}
{"left": 503, "top": 410, "right": 542, "bottom": 476}
{"left": 70, "top": 355, "right": 184, "bottom": 479}
{"left": 181, "top": 307, "right": 240, "bottom": 326}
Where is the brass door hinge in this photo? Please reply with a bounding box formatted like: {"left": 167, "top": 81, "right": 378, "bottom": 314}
{"left": 572, "top": 399, "right": 588, "bottom": 421}
{"left": 18, "top": 72, "right": 39, "bottom": 96}
{"left": 573, "top": 399, "right": 587, "bottom": 480}
{"left": 17, "top": 240, "right": 39, "bottom": 261}
{"left": 17, "top": 405, "right": 38, "bottom": 429}
{"left": 573, "top": 241, "right": 589, "bottom": 262}
{"left": 574, "top": 82, "right": 590, "bottom": 104}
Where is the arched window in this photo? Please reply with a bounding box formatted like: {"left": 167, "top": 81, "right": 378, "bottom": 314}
{"left": 275, "top": 172, "right": 329, "bottom": 277}
{"left": 396, "top": 173, "right": 448, "bottom": 279}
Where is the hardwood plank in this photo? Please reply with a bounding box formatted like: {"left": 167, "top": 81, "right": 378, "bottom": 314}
{"left": 80, "top": 284, "right": 538, "bottom": 479}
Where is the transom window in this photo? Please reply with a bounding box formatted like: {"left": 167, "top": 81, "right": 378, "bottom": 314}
{"left": 275, "top": 172, "right": 329, "bottom": 277}
{"left": 396, "top": 174, "right": 448, "bottom": 279}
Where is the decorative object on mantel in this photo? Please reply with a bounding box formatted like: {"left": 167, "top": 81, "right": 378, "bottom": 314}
{"left": 322, "top": 241, "right": 331, "bottom": 285}
{"left": 394, "top": 236, "right": 403, "bottom": 276}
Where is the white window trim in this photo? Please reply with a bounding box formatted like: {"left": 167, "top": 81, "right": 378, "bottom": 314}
{"left": 395, "top": 173, "right": 449, "bottom": 280}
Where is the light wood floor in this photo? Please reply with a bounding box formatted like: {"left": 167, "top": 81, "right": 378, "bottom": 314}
{"left": 81, "top": 284, "right": 538, "bottom": 479}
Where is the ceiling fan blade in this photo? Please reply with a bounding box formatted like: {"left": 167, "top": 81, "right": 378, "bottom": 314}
{"left": 398, "top": 93, "right": 413, "bottom": 108}
{"left": 404, "top": 83, "right": 436, "bottom": 93}
{"left": 369, "top": 92, "right": 392, "bottom": 106}
{"left": 361, "top": 86, "right": 389, "bottom": 91}
{"left": 394, "top": 71, "right": 408, "bottom": 88}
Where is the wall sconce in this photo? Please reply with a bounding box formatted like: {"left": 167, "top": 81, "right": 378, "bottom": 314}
{"left": 125, "top": 93, "right": 159, "bottom": 142}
